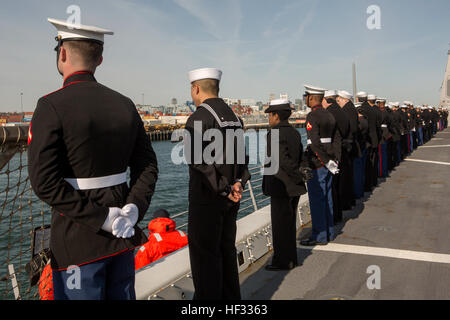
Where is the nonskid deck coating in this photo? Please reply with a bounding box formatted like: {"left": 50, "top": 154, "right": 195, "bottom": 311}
{"left": 240, "top": 127, "right": 450, "bottom": 300}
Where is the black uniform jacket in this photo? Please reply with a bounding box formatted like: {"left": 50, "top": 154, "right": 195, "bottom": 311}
{"left": 184, "top": 98, "right": 251, "bottom": 206}
{"left": 415, "top": 111, "right": 423, "bottom": 128}
{"left": 304, "top": 105, "right": 341, "bottom": 170}
{"left": 408, "top": 108, "right": 417, "bottom": 130}
{"left": 342, "top": 101, "right": 362, "bottom": 158}
{"left": 262, "top": 120, "right": 307, "bottom": 198}
{"left": 406, "top": 111, "right": 414, "bottom": 131}
{"left": 380, "top": 109, "right": 392, "bottom": 143}
{"left": 431, "top": 109, "right": 440, "bottom": 124}
{"left": 357, "top": 113, "right": 369, "bottom": 151}
{"left": 28, "top": 71, "right": 159, "bottom": 270}
{"left": 327, "top": 102, "right": 350, "bottom": 158}
{"left": 359, "top": 102, "right": 381, "bottom": 148}
{"left": 374, "top": 106, "right": 383, "bottom": 142}
{"left": 388, "top": 109, "right": 402, "bottom": 142}
{"left": 399, "top": 110, "right": 409, "bottom": 134}
{"left": 422, "top": 110, "right": 431, "bottom": 127}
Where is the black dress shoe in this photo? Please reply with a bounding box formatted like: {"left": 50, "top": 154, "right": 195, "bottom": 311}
{"left": 300, "top": 239, "right": 328, "bottom": 246}
{"left": 264, "top": 262, "right": 296, "bottom": 271}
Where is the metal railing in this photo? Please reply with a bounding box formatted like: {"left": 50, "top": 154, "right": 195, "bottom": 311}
{"left": 171, "top": 165, "right": 269, "bottom": 231}
{"left": 0, "top": 124, "right": 270, "bottom": 300}
{"left": 1, "top": 125, "right": 49, "bottom": 300}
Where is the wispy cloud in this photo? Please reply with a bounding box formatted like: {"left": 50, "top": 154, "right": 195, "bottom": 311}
{"left": 265, "top": 0, "right": 318, "bottom": 77}
{"left": 172, "top": 0, "right": 252, "bottom": 88}
{"left": 173, "top": 0, "right": 241, "bottom": 42}
{"left": 0, "top": 0, "right": 449, "bottom": 111}
{"left": 262, "top": 1, "right": 303, "bottom": 38}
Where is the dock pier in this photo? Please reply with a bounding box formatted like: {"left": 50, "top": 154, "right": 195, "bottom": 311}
{"left": 146, "top": 120, "right": 306, "bottom": 142}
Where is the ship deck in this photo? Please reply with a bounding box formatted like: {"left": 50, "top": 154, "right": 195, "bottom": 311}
{"left": 239, "top": 127, "right": 450, "bottom": 300}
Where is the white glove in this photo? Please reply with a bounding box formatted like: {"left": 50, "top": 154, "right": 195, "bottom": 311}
{"left": 101, "top": 208, "right": 122, "bottom": 233}
{"left": 326, "top": 160, "right": 340, "bottom": 175}
{"left": 121, "top": 203, "right": 139, "bottom": 226}
{"left": 112, "top": 216, "right": 135, "bottom": 238}
{"left": 101, "top": 207, "right": 136, "bottom": 238}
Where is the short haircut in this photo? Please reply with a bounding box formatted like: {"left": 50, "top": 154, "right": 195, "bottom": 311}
{"left": 274, "top": 110, "right": 292, "bottom": 121}
{"left": 193, "top": 79, "right": 220, "bottom": 96}
{"left": 309, "top": 94, "right": 324, "bottom": 104}
{"left": 63, "top": 40, "right": 103, "bottom": 70}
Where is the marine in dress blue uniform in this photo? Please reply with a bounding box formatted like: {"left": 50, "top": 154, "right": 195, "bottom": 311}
{"left": 354, "top": 104, "right": 369, "bottom": 199}
{"left": 387, "top": 103, "right": 402, "bottom": 168}
{"left": 416, "top": 107, "right": 424, "bottom": 146}
{"left": 406, "top": 102, "right": 418, "bottom": 150}
{"left": 422, "top": 107, "right": 432, "bottom": 143}
{"left": 376, "top": 98, "right": 390, "bottom": 178}
{"left": 398, "top": 104, "right": 410, "bottom": 159}
{"left": 404, "top": 103, "right": 415, "bottom": 153}
{"left": 357, "top": 92, "right": 381, "bottom": 191}
{"left": 28, "top": 18, "right": 158, "bottom": 300}
{"left": 300, "top": 85, "right": 341, "bottom": 246}
{"left": 324, "top": 90, "right": 348, "bottom": 223}
{"left": 337, "top": 91, "right": 363, "bottom": 201}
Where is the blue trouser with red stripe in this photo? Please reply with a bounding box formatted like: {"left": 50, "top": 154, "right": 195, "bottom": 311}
{"left": 417, "top": 127, "right": 424, "bottom": 146}
{"left": 409, "top": 131, "right": 414, "bottom": 153}
{"left": 52, "top": 250, "right": 136, "bottom": 300}
{"left": 307, "top": 166, "right": 334, "bottom": 243}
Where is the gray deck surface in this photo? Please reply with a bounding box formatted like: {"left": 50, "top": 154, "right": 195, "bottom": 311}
{"left": 239, "top": 128, "right": 450, "bottom": 300}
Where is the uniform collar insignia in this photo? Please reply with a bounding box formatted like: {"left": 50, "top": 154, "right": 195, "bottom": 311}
{"left": 63, "top": 71, "right": 96, "bottom": 86}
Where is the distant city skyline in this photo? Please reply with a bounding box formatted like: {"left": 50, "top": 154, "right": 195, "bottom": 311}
{"left": 1, "top": 0, "right": 450, "bottom": 112}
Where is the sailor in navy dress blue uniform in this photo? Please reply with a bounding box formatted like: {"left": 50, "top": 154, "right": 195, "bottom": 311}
{"left": 262, "top": 99, "right": 307, "bottom": 270}
{"left": 184, "top": 68, "right": 250, "bottom": 300}
{"left": 300, "top": 85, "right": 341, "bottom": 246}
{"left": 28, "top": 18, "right": 158, "bottom": 300}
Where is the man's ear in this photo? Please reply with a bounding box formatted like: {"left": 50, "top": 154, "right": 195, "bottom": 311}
{"left": 60, "top": 46, "right": 67, "bottom": 63}
{"left": 193, "top": 84, "right": 200, "bottom": 95}
{"left": 97, "top": 56, "right": 103, "bottom": 67}
{"left": 274, "top": 113, "right": 280, "bottom": 122}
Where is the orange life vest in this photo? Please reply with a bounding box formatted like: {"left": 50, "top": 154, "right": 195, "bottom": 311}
{"left": 39, "top": 263, "right": 53, "bottom": 300}
{"left": 135, "top": 217, "right": 188, "bottom": 270}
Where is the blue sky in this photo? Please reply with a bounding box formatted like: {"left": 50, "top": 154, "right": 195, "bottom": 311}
{"left": 1, "top": 0, "right": 449, "bottom": 112}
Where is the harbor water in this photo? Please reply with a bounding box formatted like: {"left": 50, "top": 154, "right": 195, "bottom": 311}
{"left": 0, "top": 128, "right": 307, "bottom": 299}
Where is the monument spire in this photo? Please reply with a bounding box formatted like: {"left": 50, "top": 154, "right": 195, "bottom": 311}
{"left": 439, "top": 47, "right": 450, "bottom": 108}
